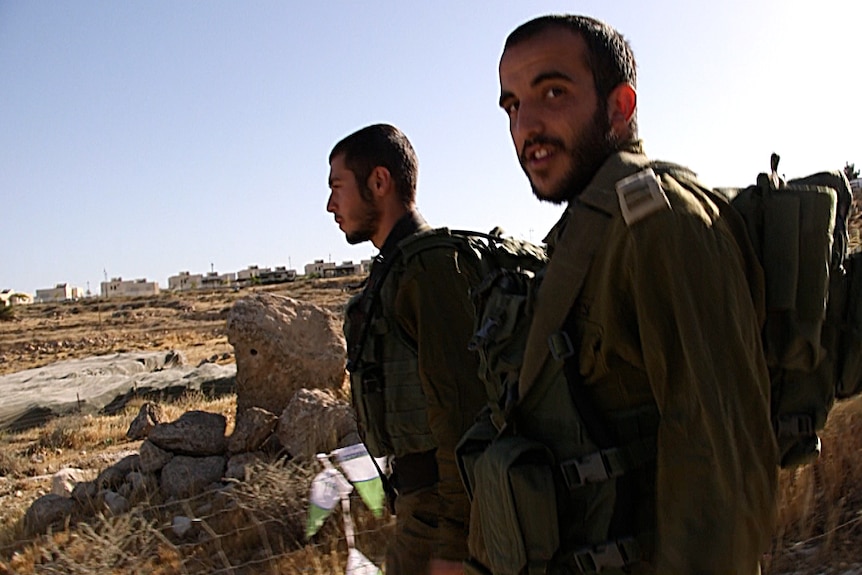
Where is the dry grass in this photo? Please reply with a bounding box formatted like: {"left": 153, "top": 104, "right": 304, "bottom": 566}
{"left": 0, "top": 392, "right": 391, "bottom": 575}
{"left": 0, "top": 392, "right": 860, "bottom": 573}
{"left": 765, "top": 394, "right": 862, "bottom": 573}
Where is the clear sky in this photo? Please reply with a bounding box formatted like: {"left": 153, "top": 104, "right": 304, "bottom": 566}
{"left": 1, "top": 0, "right": 859, "bottom": 296}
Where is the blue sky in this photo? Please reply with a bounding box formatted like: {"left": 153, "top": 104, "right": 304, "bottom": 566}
{"left": 1, "top": 0, "right": 859, "bottom": 295}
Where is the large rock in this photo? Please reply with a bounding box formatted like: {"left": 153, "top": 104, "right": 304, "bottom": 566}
{"left": 148, "top": 411, "right": 227, "bottom": 456}
{"left": 23, "top": 494, "right": 77, "bottom": 536}
{"left": 226, "top": 293, "right": 347, "bottom": 415}
{"left": 0, "top": 351, "right": 236, "bottom": 431}
{"left": 276, "top": 388, "right": 358, "bottom": 460}
{"left": 139, "top": 439, "right": 174, "bottom": 472}
{"left": 227, "top": 406, "right": 278, "bottom": 454}
{"left": 51, "top": 468, "right": 91, "bottom": 497}
{"left": 160, "top": 455, "right": 226, "bottom": 498}
{"left": 126, "top": 402, "right": 164, "bottom": 440}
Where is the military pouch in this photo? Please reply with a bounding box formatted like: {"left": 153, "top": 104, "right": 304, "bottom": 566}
{"left": 471, "top": 434, "right": 559, "bottom": 575}
{"left": 731, "top": 174, "right": 837, "bottom": 372}
{"left": 469, "top": 269, "right": 540, "bottom": 408}
{"left": 349, "top": 366, "right": 391, "bottom": 456}
{"left": 455, "top": 409, "right": 499, "bottom": 501}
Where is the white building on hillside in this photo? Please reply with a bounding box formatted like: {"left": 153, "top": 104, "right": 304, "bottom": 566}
{"left": 1, "top": 289, "right": 33, "bottom": 306}
{"left": 304, "top": 259, "right": 335, "bottom": 277}
{"left": 35, "top": 283, "right": 83, "bottom": 303}
{"left": 168, "top": 271, "right": 204, "bottom": 291}
{"left": 200, "top": 271, "right": 237, "bottom": 289}
{"left": 101, "top": 277, "right": 160, "bottom": 298}
{"left": 305, "top": 259, "right": 371, "bottom": 278}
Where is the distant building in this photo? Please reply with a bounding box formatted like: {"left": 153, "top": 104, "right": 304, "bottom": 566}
{"left": 259, "top": 266, "right": 296, "bottom": 284}
{"left": 1, "top": 289, "right": 33, "bottom": 307}
{"left": 235, "top": 264, "right": 296, "bottom": 287}
{"left": 304, "top": 259, "right": 371, "bottom": 278}
{"left": 35, "top": 283, "right": 83, "bottom": 303}
{"left": 200, "top": 271, "right": 237, "bottom": 289}
{"left": 168, "top": 271, "right": 204, "bottom": 291}
{"left": 100, "top": 277, "right": 160, "bottom": 298}
{"left": 237, "top": 265, "right": 265, "bottom": 284}
{"left": 304, "top": 259, "right": 335, "bottom": 277}
{"left": 851, "top": 178, "right": 861, "bottom": 194}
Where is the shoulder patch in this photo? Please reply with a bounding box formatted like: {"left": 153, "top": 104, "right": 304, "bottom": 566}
{"left": 616, "top": 168, "right": 671, "bottom": 226}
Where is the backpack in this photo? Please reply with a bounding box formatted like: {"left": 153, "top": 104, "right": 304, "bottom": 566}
{"left": 719, "top": 155, "right": 857, "bottom": 468}
{"left": 344, "top": 226, "right": 547, "bottom": 457}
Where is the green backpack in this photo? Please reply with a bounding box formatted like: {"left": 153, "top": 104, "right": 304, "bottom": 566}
{"left": 719, "top": 155, "right": 856, "bottom": 467}
{"left": 345, "top": 226, "right": 547, "bottom": 458}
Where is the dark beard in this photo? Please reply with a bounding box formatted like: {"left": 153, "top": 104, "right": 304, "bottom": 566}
{"left": 345, "top": 185, "right": 381, "bottom": 245}
{"left": 525, "top": 109, "right": 618, "bottom": 205}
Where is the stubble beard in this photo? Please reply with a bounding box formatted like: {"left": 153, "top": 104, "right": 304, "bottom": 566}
{"left": 526, "top": 109, "right": 619, "bottom": 205}
{"left": 345, "top": 187, "right": 381, "bottom": 245}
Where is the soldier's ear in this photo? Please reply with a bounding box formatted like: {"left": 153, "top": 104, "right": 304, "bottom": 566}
{"left": 367, "top": 166, "right": 392, "bottom": 198}
{"left": 607, "top": 83, "right": 636, "bottom": 139}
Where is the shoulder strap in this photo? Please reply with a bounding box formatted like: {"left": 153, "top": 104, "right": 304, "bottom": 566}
{"left": 518, "top": 151, "right": 655, "bottom": 400}
{"left": 345, "top": 253, "right": 400, "bottom": 373}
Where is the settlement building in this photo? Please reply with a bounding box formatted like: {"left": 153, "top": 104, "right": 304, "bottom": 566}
{"left": 1, "top": 289, "right": 34, "bottom": 307}
{"left": 101, "top": 278, "right": 160, "bottom": 298}
{"left": 168, "top": 271, "right": 204, "bottom": 291}
{"left": 304, "top": 259, "right": 370, "bottom": 278}
{"left": 34, "top": 283, "right": 83, "bottom": 303}
{"left": 200, "top": 271, "right": 237, "bottom": 289}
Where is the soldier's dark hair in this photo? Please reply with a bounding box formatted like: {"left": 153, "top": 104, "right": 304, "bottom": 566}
{"left": 504, "top": 15, "right": 638, "bottom": 137}
{"left": 329, "top": 123, "right": 418, "bottom": 207}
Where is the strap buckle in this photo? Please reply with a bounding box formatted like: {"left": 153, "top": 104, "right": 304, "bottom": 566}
{"left": 548, "top": 331, "right": 575, "bottom": 361}
{"left": 573, "top": 538, "right": 640, "bottom": 573}
{"left": 560, "top": 450, "right": 615, "bottom": 488}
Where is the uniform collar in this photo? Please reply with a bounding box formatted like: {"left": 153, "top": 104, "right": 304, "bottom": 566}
{"left": 378, "top": 209, "right": 430, "bottom": 263}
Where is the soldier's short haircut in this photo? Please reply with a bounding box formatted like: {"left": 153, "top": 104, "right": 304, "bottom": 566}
{"left": 504, "top": 15, "right": 638, "bottom": 136}
{"left": 329, "top": 124, "right": 418, "bottom": 207}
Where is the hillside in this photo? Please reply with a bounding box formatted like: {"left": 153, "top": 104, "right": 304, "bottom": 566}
{"left": 0, "top": 277, "right": 357, "bottom": 377}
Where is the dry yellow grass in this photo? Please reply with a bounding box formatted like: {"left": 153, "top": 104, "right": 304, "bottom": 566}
{"left": 1, "top": 390, "right": 860, "bottom": 573}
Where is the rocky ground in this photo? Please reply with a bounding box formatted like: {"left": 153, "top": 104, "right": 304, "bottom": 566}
{"left": 0, "top": 277, "right": 357, "bottom": 377}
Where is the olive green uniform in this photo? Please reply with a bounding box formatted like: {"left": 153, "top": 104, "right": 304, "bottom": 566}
{"left": 347, "top": 211, "right": 486, "bottom": 573}
{"left": 476, "top": 145, "right": 779, "bottom": 573}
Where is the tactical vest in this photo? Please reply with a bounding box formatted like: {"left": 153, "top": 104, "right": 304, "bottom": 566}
{"left": 345, "top": 239, "right": 440, "bottom": 459}
{"left": 347, "top": 227, "right": 546, "bottom": 460}
{"left": 458, "top": 155, "right": 767, "bottom": 575}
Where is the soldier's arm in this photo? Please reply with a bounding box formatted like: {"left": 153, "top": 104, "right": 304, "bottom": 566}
{"left": 395, "top": 247, "right": 486, "bottom": 562}
{"left": 625, "top": 206, "right": 777, "bottom": 573}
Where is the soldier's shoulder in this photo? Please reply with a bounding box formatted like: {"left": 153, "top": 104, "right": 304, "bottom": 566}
{"left": 615, "top": 167, "right": 671, "bottom": 226}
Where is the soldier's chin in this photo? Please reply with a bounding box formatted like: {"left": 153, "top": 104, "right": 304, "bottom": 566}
{"left": 531, "top": 181, "right": 568, "bottom": 205}
{"left": 346, "top": 231, "right": 370, "bottom": 245}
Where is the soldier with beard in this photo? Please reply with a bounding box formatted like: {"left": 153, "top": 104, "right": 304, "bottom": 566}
{"left": 463, "top": 15, "right": 779, "bottom": 574}
{"left": 327, "top": 123, "right": 485, "bottom": 575}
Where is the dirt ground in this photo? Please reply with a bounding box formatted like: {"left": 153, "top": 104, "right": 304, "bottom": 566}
{"left": 0, "top": 277, "right": 359, "bottom": 377}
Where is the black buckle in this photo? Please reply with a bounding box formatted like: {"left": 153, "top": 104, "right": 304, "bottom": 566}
{"left": 573, "top": 538, "right": 639, "bottom": 573}
{"left": 560, "top": 451, "right": 611, "bottom": 488}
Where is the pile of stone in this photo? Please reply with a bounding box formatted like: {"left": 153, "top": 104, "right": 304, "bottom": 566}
{"left": 22, "top": 293, "right": 359, "bottom": 537}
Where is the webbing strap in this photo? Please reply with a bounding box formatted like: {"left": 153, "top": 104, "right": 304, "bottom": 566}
{"left": 775, "top": 413, "right": 815, "bottom": 438}
{"left": 559, "top": 437, "right": 656, "bottom": 489}
{"left": 518, "top": 199, "right": 614, "bottom": 399}
{"left": 518, "top": 151, "right": 652, "bottom": 401}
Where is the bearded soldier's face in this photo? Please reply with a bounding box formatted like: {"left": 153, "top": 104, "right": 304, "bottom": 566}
{"left": 327, "top": 153, "right": 381, "bottom": 245}
{"left": 499, "top": 27, "right": 616, "bottom": 203}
